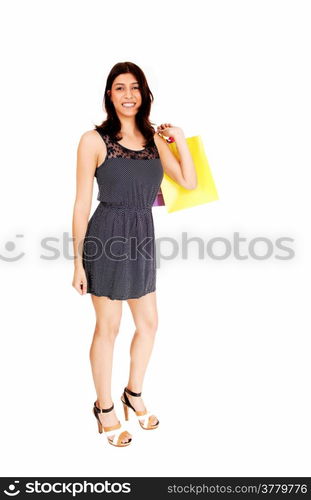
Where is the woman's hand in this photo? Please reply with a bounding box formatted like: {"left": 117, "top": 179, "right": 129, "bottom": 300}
{"left": 156, "top": 123, "right": 183, "bottom": 141}
{"left": 72, "top": 266, "right": 88, "bottom": 295}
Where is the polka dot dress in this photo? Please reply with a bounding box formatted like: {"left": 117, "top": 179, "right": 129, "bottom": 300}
{"left": 82, "top": 130, "right": 164, "bottom": 300}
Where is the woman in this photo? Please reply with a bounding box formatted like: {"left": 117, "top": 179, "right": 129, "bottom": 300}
{"left": 72, "top": 62, "right": 197, "bottom": 447}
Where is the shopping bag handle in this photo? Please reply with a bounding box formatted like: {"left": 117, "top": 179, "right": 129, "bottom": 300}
{"left": 157, "top": 131, "right": 175, "bottom": 143}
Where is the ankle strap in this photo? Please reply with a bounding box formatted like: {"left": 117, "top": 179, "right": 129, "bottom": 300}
{"left": 94, "top": 401, "right": 114, "bottom": 413}
{"left": 124, "top": 387, "right": 142, "bottom": 397}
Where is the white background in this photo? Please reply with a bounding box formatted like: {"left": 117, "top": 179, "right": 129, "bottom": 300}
{"left": 1, "top": 0, "right": 310, "bottom": 477}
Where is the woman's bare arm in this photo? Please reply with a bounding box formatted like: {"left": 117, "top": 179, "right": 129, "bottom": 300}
{"left": 72, "top": 130, "right": 102, "bottom": 272}
{"left": 154, "top": 126, "right": 197, "bottom": 190}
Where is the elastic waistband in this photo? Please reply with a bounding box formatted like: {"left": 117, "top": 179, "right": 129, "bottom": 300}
{"left": 100, "top": 201, "right": 151, "bottom": 210}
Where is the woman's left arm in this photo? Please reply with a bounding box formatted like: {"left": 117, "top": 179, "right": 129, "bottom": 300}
{"left": 154, "top": 124, "right": 197, "bottom": 190}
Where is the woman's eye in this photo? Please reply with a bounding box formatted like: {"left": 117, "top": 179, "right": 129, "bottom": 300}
{"left": 116, "top": 86, "right": 139, "bottom": 90}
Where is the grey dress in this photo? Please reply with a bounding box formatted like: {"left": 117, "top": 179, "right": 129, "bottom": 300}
{"left": 82, "top": 130, "right": 164, "bottom": 300}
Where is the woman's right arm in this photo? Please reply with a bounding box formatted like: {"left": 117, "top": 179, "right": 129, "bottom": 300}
{"left": 71, "top": 130, "right": 99, "bottom": 295}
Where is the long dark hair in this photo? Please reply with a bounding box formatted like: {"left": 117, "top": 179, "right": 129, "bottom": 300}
{"left": 94, "top": 62, "right": 156, "bottom": 147}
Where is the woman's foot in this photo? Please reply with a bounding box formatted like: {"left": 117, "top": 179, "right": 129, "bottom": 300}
{"left": 125, "top": 392, "right": 159, "bottom": 426}
{"left": 96, "top": 401, "right": 132, "bottom": 444}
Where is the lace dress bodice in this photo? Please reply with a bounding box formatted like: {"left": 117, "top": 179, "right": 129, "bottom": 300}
{"left": 94, "top": 130, "right": 163, "bottom": 208}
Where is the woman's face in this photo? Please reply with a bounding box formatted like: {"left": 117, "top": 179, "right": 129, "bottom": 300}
{"left": 108, "top": 73, "right": 142, "bottom": 117}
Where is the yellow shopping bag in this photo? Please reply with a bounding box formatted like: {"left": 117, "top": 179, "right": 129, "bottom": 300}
{"left": 158, "top": 135, "right": 219, "bottom": 213}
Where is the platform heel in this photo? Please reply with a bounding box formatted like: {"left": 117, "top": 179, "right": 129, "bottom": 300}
{"left": 93, "top": 401, "right": 132, "bottom": 447}
{"left": 121, "top": 387, "right": 159, "bottom": 430}
{"left": 122, "top": 400, "right": 129, "bottom": 421}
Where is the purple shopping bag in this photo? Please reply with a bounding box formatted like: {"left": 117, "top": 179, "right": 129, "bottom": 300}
{"left": 153, "top": 187, "right": 165, "bottom": 206}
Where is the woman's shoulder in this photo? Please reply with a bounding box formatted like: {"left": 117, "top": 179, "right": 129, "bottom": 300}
{"left": 79, "top": 129, "right": 101, "bottom": 144}
{"left": 80, "top": 128, "right": 110, "bottom": 145}
{"left": 153, "top": 131, "right": 166, "bottom": 147}
{"left": 77, "top": 129, "right": 108, "bottom": 163}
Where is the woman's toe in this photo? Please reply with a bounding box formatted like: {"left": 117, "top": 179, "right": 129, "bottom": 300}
{"left": 151, "top": 415, "right": 159, "bottom": 426}
{"left": 122, "top": 432, "right": 132, "bottom": 443}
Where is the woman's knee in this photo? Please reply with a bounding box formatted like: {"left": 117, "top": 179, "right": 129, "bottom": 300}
{"left": 94, "top": 320, "right": 120, "bottom": 340}
{"left": 136, "top": 315, "right": 158, "bottom": 337}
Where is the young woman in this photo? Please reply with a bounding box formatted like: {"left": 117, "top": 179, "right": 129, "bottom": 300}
{"left": 72, "top": 61, "right": 197, "bottom": 447}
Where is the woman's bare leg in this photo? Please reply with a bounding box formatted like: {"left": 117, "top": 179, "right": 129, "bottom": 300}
{"left": 90, "top": 294, "right": 131, "bottom": 444}
{"left": 125, "top": 291, "right": 159, "bottom": 425}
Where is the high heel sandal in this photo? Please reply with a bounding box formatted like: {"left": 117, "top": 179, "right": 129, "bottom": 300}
{"left": 93, "top": 401, "right": 132, "bottom": 447}
{"left": 121, "top": 387, "right": 160, "bottom": 430}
